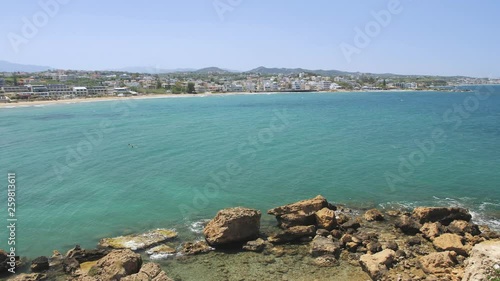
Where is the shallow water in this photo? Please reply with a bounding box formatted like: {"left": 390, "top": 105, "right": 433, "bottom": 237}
{"left": 1, "top": 88, "right": 499, "bottom": 258}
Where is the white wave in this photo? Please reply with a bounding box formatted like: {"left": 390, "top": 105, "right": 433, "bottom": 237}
{"left": 188, "top": 219, "right": 210, "bottom": 234}
{"left": 149, "top": 253, "right": 175, "bottom": 260}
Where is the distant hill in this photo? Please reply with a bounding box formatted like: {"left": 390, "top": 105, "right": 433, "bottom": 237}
{"left": 0, "top": 60, "right": 52, "bottom": 72}
{"left": 194, "top": 67, "right": 232, "bottom": 74}
{"left": 113, "top": 66, "right": 196, "bottom": 74}
{"left": 247, "top": 66, "right": 357, "bottom": 76}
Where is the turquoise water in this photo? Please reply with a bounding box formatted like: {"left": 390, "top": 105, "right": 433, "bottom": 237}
{"left": 1, "top": 88, "right": 500, "bottom": 258}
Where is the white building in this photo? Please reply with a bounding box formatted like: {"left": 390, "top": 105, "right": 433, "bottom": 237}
{"left": 73, "top": 87, "right": 88, "bottom": 96}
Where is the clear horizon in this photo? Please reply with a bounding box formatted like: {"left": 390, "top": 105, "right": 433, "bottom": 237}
{"left": 1, "top": 0, "right": 499, "bottom": 77}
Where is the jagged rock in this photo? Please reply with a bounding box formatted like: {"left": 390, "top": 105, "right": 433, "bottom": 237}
{"left": 367, "top": 241, "right": 382, "bottom": 254}
{"left": 316, "top": 229, "right": 330, "bottom": 237}
{"left": 8, "top": 273, "right": 47, "bottom": 281}
{"left": 420, "top": 222, "right": 443, "bottom": 240}
{"left": 30, "top": 256, "right": 49, "bottom": 272}
{"left": 364, "top": 209, "right": 384, "bottom": 222}
{"left": 121, "top": 263, "right": 173, "bottom": 281}
{"left": 268, "top": 195, "right": 329, "bottom": 228}
{"left": 330, "top": 229, "right": 342, "bottom": 239}
{"left": 412, "top": 207, "right": 472, "bottom": 225}
{"left": 313, "top": 255, "right": 339, "bottom": 267}
{"left": 309, "top": 235, "right": 341, "bottom": 257}
{"left": 315, "top": 208, "right": 337, "bottom": 230}
{"left": 386, "top": 210, "right": 401, "bottom": 217}
{"left": 385, "top": 241, "right": 399, "bottom": 251}
{"left": 99, "top": 229, "right": 178, "bottom": 250}
{"left": 62, "top": 257, "right": 80, "bottom": 274}
{"left": 336, "top": 213, "right": 350, "bottom": 225}
{"left": 359, "top": 249, "right": 396, "bottom": 280}
{"left": 268, "top": 225, "right": 316, "bottom": 243}
{"left": 462, "top": 240, "right": 500, "bottom": 281}
{"left": 433, "top": 233, "right": 468, "bottom": 256}
{"left": 66, "top": 245, "right": 110, "bottom": 263}
{"left": 203, "top": 207, "right": 261, "bottom": 246}
{"left": 88, "top": 249, "right": 142, "bottom": 280}
{"left": 242, "top": 238, "right": 266, "bottom": 252}
{"left": 419, "top": 251, "right": 457, "bottom": 274}
{"left": 406, "top": 236, "right": 422, "bottom": 246}
{"left": 395, "top": 215, "right": 422, "bottom": 235}
{"left": 180, "top": 241, "right": 214, "bottom": 255}
{"left": 447, "top": 220, "right": 480, "bottom": 236}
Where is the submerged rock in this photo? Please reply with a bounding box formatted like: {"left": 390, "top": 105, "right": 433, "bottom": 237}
{"left": 412, "top": 207, "right": 472, "bottom": 225}
{"left": 203, "top": 207, "right": 261, "bottom": 246}
{"left": 242, "top": 238, "right": 267, "bottom": 252}
{"left": 99, "top": 229, "right": 178, "bottom": 250}
{"left": 313, "top": 255, "right": 339, "bottom": 267}
{"left": 359, "top": 249, "right": 396, "bottom": 280}
{"left": 462, "top": 240, "right": 500, "bottom": 281}
{"left": 146, "top": 245, "right": 176, "bottom": 259}
{"left": 180, "top": 241, "right": 214, "bottom": 255}
{"left": 309, "top": 235, "right": 341, "bottom": 257}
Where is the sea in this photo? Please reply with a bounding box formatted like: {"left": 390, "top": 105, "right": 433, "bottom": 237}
{"left": 1, "top": 87, "right": 499, "bottom": 260}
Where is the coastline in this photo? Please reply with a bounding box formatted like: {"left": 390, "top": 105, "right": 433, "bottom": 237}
{"left": 0, "top": 89, "right": 438, "bottom": 109}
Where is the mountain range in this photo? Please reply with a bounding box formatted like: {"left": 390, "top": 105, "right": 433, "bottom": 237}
{"left": 0, "top": 61, "right": 467, "bottom": 78}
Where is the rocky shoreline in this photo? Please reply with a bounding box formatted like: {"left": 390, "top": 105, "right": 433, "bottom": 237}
{"left": 1, "top": 195, "right": 499, "bottom": 281}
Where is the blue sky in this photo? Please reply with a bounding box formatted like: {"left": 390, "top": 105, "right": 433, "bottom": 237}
{"left": 1, "top": 0, "right": 499, "bottom": 77}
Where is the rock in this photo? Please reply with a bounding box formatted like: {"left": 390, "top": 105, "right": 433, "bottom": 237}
{"left": 180, "top": 241, "right": 214, "bottom": 255}
{"left": 336, "top": 213, "right": 350, "bottom": 225}
{"left": 367, "top": 242, "right": 382, "bottom": 254}
{"left": 275, "top": 212, "right": 316, "bottom": 228}
{"left": 309, "top": 235, "right": 341, "bottom": 257}
{"left": 268, "top": 225, "right": 316, "bottom": 243}
{"left": 267, "top": 195, "right": 329, "bottom": 217}
{"left": 1, "top": 249, "right": 21, "bottom": 274}
{"left": 385, "top": 241, "right": 399, "bottom": 251}
{"left": 242, "top": 238, "right": 266, "bottom": 252}
{"left": 330, "top": 229, "right": 342, "bottom": 239}
{"left": 359, "top": 249, "right": 396, "bottom": 280}
{"left": 66, "top": 245, "right": 110, "bottom": 263}
{"left": 386, "top": 210, "right": 401, "bottom": 217}
{"left": 8, "top": 273, "right": 47, "bottom": 281}
{"left": 419, "top": 251, "right": 457, "bottom": 274}
{"left": 462, "top": 240, "right": 500, "bottom": 281}
{"left": 146, "top": 245, "right": 176, "bottom": 259}
{"left": 395, "top": 215, "right": 422, "bottom": 235}
{"left": 447, "top": 220, "right": 480, "bottom": 236}
{"left": 121, "top": 263, "right": 173, "bottom": 281}
{"left": 315, "top": 208, "right": 337, "bottom": 230}
{"left": 99, "top": 229, "right": 178, "bottom": 250}
{"left": 420, "top": 222, "right": 442, "bottom": 240}
{"left": 412, "top": 207, "right": 472, "bottom": 225}
{"left": 341, "top": 219, "right": 361, "bottom": 231}
{"left": 406, "top": 236, "right": 422, "bottom": 246}
{"left": 88, "top": 249, "right": 142, "bottom": 280}
{"left": 313, "top": 255, "right": 338, "bottom": 267}
{"left": 316, "top": 229, "right": 330, "bottom": 237}
{"left": 433, "top": 233, "right": 468, "bottom": 256}
{"left": 364, "top": 209, "right": 384, "bottom": 222}
{"left": 30, "top": 256, "right": 49, "bottom": 272}
{"left": 203, "top": 207, "right": 261, "bottom": 246}
{"left": 62, "top": 257, "right": 80, "bottom": 274}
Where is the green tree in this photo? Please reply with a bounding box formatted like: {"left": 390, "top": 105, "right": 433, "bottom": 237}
{"left": 172, "top": 82, "right": 185, "bottom": 94}
{"left": 187, "top": 82, "right": 196, "bottom": 94}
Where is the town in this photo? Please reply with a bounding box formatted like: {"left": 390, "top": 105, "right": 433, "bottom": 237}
{"left": 1, "top": 67, "right": 499, "bottom": 103}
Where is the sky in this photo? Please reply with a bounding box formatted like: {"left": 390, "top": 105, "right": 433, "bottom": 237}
{"left": 1, "top": 0, "right": 499, "bottom": 77}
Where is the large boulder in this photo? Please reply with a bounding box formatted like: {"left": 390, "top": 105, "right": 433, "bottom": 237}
{"left": 462, "top": 240, "right": 500, "bottom": 281}
{"left": 364, "top": 209, "right": 384, "bottom": 222}
{"left": 268, "top": 225, "right": 316, "bottom": 244}
{"left": 419, "top": 251, "right": 457, "bottom": 274}
{"left": 412, "top": 207, "right": 471, "bottom": 225}
{"left": 99, "top": 229, "right": 178, "bottom": 250}
{"left": 432, "top": 233, "right": 468, "bottom": 256}
{"left": 314, "top": 208, "right": 337, "bottom": 230}
{"left": 88, "top": 249, "right": 142, "bottom": 280}
{"left": 203, "top": 207, "right": 261, "bottom": 246}
{"left": 268, "top": 195, "right": 328, "bottom": 228}
{"left": 447, "top": 220, "right": 480, "bottom": 236}
{"left": 309, "top": 235, "right": 341, "bottom": 257}
{"left": 420, "top": 222, "right": 443, "bottom": 240}
{"left": 30, "top": 256, "right": 49, "bottom": 273}
{"left": 121, "top": 262, "right": 173, "bottom": 281}
{"left": 359, "top": 249, "right": 396, "bottom": 280}
{"left": 179, "top": 241, "right": 214, "bottom": 255}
